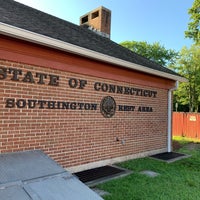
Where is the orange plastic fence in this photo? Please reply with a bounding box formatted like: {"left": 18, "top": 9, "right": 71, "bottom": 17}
{"left": 173, "top": 112, "right": 200, "bottom": 139}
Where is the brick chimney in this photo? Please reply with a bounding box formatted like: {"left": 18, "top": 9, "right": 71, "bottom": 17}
{"left": 80, "top": 6, "right": 111, "bottom": 39}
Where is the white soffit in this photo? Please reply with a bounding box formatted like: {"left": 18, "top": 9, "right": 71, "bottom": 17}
{"left": 0, "top": 23, "right": 187, "bottom": 82}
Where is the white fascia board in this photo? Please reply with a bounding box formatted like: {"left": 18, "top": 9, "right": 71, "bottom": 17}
{"left": 0, "top": 22, "right": 187, "bottom": 82}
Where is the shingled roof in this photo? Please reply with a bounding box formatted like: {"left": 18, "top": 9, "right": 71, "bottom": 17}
{"left": 0, "top": 0, "right": 184, "bottom": 81}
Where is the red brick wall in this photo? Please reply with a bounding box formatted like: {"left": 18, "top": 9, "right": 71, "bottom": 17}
{"left": 0, "top": 59, "right": 168, "bottom": 168}
{"left": 0, "top": 37, "right": 173, "bottom": 169}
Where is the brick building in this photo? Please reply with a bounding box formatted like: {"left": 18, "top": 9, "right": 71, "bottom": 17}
{"left": 0, "top": 1, "right": 186, "bottom": 172}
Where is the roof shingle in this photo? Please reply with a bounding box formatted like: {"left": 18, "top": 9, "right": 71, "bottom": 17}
{"left": 0, "top": 0, "right": 181, "bottom": 78}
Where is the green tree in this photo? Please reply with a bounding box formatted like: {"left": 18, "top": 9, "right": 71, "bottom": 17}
{"left": 120, "top": 41, "right": 179, "bottom": 67}
{"left": 185, "top": 0, "right": 200, "bottom": 44}
{"left": 172, "top": 45, "right": 200, "bottom": 112}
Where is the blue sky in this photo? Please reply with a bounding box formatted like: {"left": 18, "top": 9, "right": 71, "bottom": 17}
{"left": 15, "top": 0, "right": 194, "bottom": 51}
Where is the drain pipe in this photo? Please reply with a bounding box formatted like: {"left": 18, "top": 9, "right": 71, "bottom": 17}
{"left": 167, "top": 81, "right": 179, "bottom": 152}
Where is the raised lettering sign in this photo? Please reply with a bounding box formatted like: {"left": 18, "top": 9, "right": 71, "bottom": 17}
{"left": 1, "top": 66, "right": 157, "bottom": 117}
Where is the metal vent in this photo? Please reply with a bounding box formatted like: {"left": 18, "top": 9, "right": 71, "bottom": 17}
{"left": 75, "top": 165, "right": 131, "bottom": 185}
{"left": 150, "top": 152, "right": 189, "bottom": 162}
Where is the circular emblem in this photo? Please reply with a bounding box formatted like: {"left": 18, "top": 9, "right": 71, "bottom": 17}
{"left": 100, "top": 96, "right": 116, "bottom": 118}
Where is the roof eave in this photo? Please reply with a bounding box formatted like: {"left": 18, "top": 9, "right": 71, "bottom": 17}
{"left": 0, "top": 22, "right": 187, "bottom": 82}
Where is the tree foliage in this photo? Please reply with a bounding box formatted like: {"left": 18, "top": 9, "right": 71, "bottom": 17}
{"left": 171, "top": 45, "right": 200, "bottom": 112}
{"left": 120, "top": 41, "right": 179, "bottom": 67}
{"left": 185, "top": 0, "right": 200, "bottom": 44}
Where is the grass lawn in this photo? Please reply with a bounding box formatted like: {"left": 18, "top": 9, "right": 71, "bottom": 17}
{"left": 96, "top": 138, "right": 200, "bottom": 200}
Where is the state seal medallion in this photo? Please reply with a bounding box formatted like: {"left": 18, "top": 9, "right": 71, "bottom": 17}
{"left": 100, "top": 96, "right": 116, "bottom": 118}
